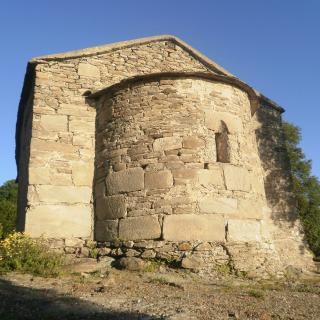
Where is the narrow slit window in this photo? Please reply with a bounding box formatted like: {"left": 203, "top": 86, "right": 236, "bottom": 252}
{"left": 215, "top": 121, "right": 230, "bottom": 163}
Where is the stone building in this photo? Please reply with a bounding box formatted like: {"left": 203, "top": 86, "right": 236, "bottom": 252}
{"left": 16, "top": 35, "right": 314, "bottom": 276}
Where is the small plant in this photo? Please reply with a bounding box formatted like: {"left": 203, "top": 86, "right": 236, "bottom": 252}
{"left": 247, "top": 289, "right": 264, "bottom": 299}
{"left": 0, "top": 232, "right": 65, "bottom": 277}
{"left": 213, "top": 263, "right": 232, "bottom": 275}
{"left": 87, "top": 241, "right": 99, "bottom": 259}
{"left": 143, "top": 257, "right": 180, "bottom": 272}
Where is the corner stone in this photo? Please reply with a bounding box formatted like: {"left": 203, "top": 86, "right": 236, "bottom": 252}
{"left": 95, "top": 220, "right": 119, "bottom": 242}
{"left": 96, "top": 195, "right": 126, "bottom": 220}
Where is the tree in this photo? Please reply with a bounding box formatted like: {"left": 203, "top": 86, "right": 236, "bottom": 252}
{"left": 0, "top": 180, "right": 18, "bottom": 238}
{"left": 283, "top": 122, "right": 320, "bottom": 257}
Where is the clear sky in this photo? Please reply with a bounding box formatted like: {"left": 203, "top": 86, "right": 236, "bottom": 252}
{"left": 0, "top": 0, "right": 319, "bottom": 185}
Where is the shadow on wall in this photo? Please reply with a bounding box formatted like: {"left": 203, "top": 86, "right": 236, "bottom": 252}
{"left": 0, "top": 278, "right": 161, "bottom": 320}
{"left": 254, "top": 104, "right": 298, "bottom": 226}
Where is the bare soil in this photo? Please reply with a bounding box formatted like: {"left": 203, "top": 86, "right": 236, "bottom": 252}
{"left": 0, "top": 268, "right": 319, "bottom": 320}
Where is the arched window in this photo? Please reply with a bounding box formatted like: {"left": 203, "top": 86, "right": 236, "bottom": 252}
{"left": 215, "top": 121, "right": 230, "bottom": 163}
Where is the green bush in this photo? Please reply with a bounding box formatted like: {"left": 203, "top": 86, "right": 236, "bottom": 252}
{"left": 0, "top": 232, "right": 65, "bottom": 277}
{"left": 0, "top": 180, "right": 18, "bottom": 238}
{"left": 283, "top": 122, "right": 320, "bottom": 257}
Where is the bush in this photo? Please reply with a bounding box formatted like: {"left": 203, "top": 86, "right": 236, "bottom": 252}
{"left": 283, "top": 122, "right": 320, "bottom": 256}
{"left": 0, "top": 232, "right": 65, "bottom": 277}
{"left": 0, "top": 180, "right": 18, "bottom": 238}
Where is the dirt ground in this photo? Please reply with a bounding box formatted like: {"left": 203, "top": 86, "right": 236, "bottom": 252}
{"left": 0, "top": 267, "right": 319, "bottom": 320}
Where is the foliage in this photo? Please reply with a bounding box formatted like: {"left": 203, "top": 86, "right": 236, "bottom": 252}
{"left": 283, "top": 122, "right": 320, "bottom": 256}
{"left": 0, "top": 232, "right": 64, "bottom": 277}
{"left": 0, "top": 180, "right": 18, "bottom": 238}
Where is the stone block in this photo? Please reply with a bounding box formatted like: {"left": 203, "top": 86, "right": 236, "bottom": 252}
{"left": 119, "top": 216, "right": 161, "bottom": 240}
{"left": 72, "top": 162, "right": 94, "bottom": 186}
{"left": 78, "top": 62, "right": 100, "bottom": 78}
{"left": 182, "top": 136, "right": 205, "bottom": 149}
{"left": 199, "top": 197, "right": 238, "bottom": 214}
{"left": 197, "top": 168, "right": 224, "bottom": 187}
{"left": 145, "top": 170, "right": 173, "bottom": 190}
{"left": 163, "top": 214, "right": 225, "bottom": 241}
{"left": 96, "top": 195, "right": 126, "bottom": 220}
{"left": 25, "top": 204, "right": 92, "bottom": 237}
{"left": 29, "top": 167, "right": 50, "bottom": 185}
{"left": 223, "top": 165, "right": 250, "bottom": 192}
{"left": 105, "top": 167, "right": 144, "bottom": 195}
{"left": 95, "top": 220, "right": 118, "bottom": 241}
{"left": 238, "top": 199, "right": 264, "bottom": 219}
{"left": 36, "top": 185, "right": 92, "bottom": 203}
{"left": 39, "top": 114, "right": 68, "bottom": 132}
{"left": 172, "top": 169, "right": 198, "bottom": 185}
{"left": 205, "top": 111, "right": 243, "bottom": 133}
{"left": 153, "top": 137, "right": 182, "bottom": 152}
{"left": 227, "top": 219, "right": 261, "bottom": 242}
{"left": 69, "top": 116, "right": 95, "bottom": 133}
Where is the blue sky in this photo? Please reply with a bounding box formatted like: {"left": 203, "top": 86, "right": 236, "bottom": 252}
{"left": 0, "top": 0, "right": 319, "bottom": 185}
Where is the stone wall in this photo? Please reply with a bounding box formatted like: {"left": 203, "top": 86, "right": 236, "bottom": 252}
{"left": 16, "top": 36, "right": 314, "bottom": 276}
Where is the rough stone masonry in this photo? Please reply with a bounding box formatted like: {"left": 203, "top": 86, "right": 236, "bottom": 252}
{"left": 15, "top": 35, "right": 314, "bottom": 277}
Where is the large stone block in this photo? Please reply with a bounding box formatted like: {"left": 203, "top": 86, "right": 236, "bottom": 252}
{"left": 153, "top": 137, "right": 182, "bottom": 152}
{"left": 205, "top": 111, "right": 243, "bottom": 134}
{"left": 163, "top": 214, "right": 225, "bottom": 241}
{"left": 36, "top": 185, "right": 91, "bottom": 203}
{"left": 29, "top": 167, "right": 51, "bottom": 185}
{"left": 199, "top": 197, "right": 238, "bottom": 214}
{"left": 172, "top": 169, "right": 198, "bottom": 185}
{"left": 227, "top": 219, "right": 261, "bottom": 242}
{"left": 25, "top": 204, "right": 92, "bottom": 237}
{"left": 105, "top": 167, "right": 144, "bottom": 195}
{"left": 145, "top": 170, "right": 173, "bottom": 190}
{"left": 78, "top": 62, "right": 100, "bottom": 78}
{"left": 39, "top": 114, "right": 68, "bottom": 132}
{"left": 96, "top": 195, "right": 126, "bottom": 220}
{"left": 95, "top": 220, "right": 118, "bottom": 241}
{"left": 72, "top": 162, "right": 94, "bottom": 186}
{"left": 119, "top": 216, "right": 161, "bottom": 240}
{"left": 197, "top": 168, "right": 224, "bottom": 187}
{"left": 238, "top": 199, "right": 264, "bottom": 219}
{"left": 182, "top": 136, "right": 205, "bottom": 149}
{"left": 223, "top": 165, "right": 250, "bottom": 192}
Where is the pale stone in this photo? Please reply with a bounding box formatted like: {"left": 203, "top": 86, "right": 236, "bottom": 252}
{"left": 181, "top": 255, "right": 204, "bottom": 269}
{"left": 163, "top": 214, "right": 225, "bottom": 241}
{"left": 172, "top": 169, "right": 198, "bottom": 185}
{"left": 238, "top": 199, "right": 264, "bottom": 219}
{"left": 72, "top": 162, "right": 94, "bottom": 186}
{"left": 227, "top": 219, "right": 261, "bottom": 242}
{"left": 199, "top": 197, "right": 238, "bottom": 214}
{"left": 78, "top": 63, "right": 100, "bottom": 78}
{"left": 58, "top": 104, "right": 94, "bottom": 116}
{"left": 95, "top": 220, "right": 118, "bottom": 241}
{"left": 145, "top": 170, "right": 173, "bottom": 190}
{"left": 205, "top": 111, "right": 243, "bottom": 133}
{"left": 105, "top": 167, "right": 144, "bottom": 195}
{"left": 119, "top": 216, "right": 161, "bottom": 240}
{"left": 223, "top": 165, "right": 250, "bottom": 192}
{"left": 73, "top": 135, "right": 93, "bottom": 148}
{"left": 96, "top": 195, "right": 126, "bottom": 220}
{"left": 36, "top": 185, "right": 91, "bottom": 203}
{"left": 29, "top": 167, "right": 50, "bottom": 185}
{"left": 69, "top": 117, "right": 95, "bottom": 133}
{"left": 197, "top": 168, "right": 224, "bottom": 187}
{"left": 39, "top": 114, "right": 68, "bottom": 132}
{"left": 182, "top": 136, "right": 205, "bottom": 149}
{"left": 153, "top": 137, "right": 182, "bottom": 151}
{"left": 25, "top": 205, "right": 91, "bottom": 237}
{"left": 65, "top": 238, "right": 85, "bottom": 247}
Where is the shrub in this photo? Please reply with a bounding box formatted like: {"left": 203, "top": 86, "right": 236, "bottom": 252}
{"left": 0, "top": 232, "right": 64, "bottom": 277}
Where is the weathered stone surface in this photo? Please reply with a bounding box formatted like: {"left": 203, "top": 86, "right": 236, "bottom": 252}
{"left": 182, "top": 136, "right": 205, "bottom": 149}
{"left": 223, "top": 165, "right": 250, "bottom": 192}
{"left": 29, "top": 167, "right": 51, "bottom": 185}
{"left": 227, "top": 219, "right": 261, "bottom": 242}
{"left": 78, "top": 63, "right": 100, "bottom": 78}
{"left": 153, "top": 137, "right": 182, "bottom": 151}
{"left": 119, "top": 216, "right": 161, "bottom": 240}
{"left": 199, "top": 197, "right": 237, "bottom": 214}
{"left": 205, "top": 111, "right": 243, "bottom": 133}
{"left": 145, "top": 170, "right": 173, "bottom": 190}
{"left": 197, "top": 168, "right": 224, "bottom": 187}
{"left": 72, "top": 162, "right": 94, "bottom": 186}
{"left": 163, "top": 214, "right": 225, "bottom": 241}
{"left": 181, "top": 255, "right": 204, "bottom": 269}
{"left": 95, "top": 220, "right": 118, "bottom": 242}
{"left": 118, "top": 257, "right": 147, "bottom": 271}
{"left": 238, "top": 199, "right": 264, "bottom": 219}
{"left": 105, "top": 168, "right": 144, "bottom": 195}
{"left": 36, "top": 185, "right": 91, "bottom": 203}
{"left": 38, "top": 114, "right": 68, "bottom": 132}
{"left": 25, "top": 205, "right": 91, "bottom": 237}
{"left": 96, "top": 195, "right": 126, "bottom": 220}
